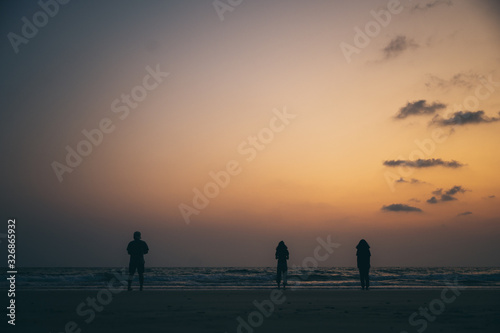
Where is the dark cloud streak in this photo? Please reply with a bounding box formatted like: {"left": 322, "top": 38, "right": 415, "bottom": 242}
{"left": 395, "top": 100, "right": 446, "bottom": 119}
{"left": 412, "top": 0, "right": 453, "bottom": 11}
{"left": 431, "top": 111, "right": 500, "bottom": 126}
{"left": 383, "top": 158, "right": 464, "bottom": 168}
{"left": 457, "top": 211, "right": 472, "bottom": 217}
{"left": 396, "top": 177, "right": 427, "bottom": 184}
{"left": 382, "top": 204, "right": 422, "bottom": 212}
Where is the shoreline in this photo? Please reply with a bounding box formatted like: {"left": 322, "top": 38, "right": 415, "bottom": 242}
{"left": 14, "top": 285, "right": 500, "bottom": 291}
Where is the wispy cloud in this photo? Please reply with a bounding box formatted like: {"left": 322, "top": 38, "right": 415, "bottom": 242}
{"left": 412, "top": 0, "right": 453, "bottom": 12}
{"left": 382, "top": 204, "right": 422, "bottom": 212}
{"left": 457, "top": 211, "right": 472, "bottom": 217}
{"left": 432, "top": 188, "right": 443, "bottom": 195}
{"left": 395, "top": 177, "right": 427, "bottom": 184}
{"left": 382, "top": 35, "right": 418, "bottom": 59}
{"left": 383, "top": 158, "right": 464, "bottom": 168}
{"left": 425, "top": 72, "right": 481, "bottom": 91}
{"left": 395, "top": 100, "right": 446, "bottom": 119}
{"left": 431, "top": 111, "right": 500, "bottom": 126}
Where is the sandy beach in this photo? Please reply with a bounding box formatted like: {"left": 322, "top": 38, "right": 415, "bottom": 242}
{"left": 12, "top": 289, "right": 500, "bottom": 333}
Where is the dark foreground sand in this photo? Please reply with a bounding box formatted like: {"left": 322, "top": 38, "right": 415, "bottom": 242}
{"left": 10, "top": 289, "right": 500, "bottom": 333}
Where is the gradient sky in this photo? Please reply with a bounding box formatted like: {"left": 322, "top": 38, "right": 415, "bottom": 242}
{"left": 1, "top": 0, "right": 500, "bottom": 267}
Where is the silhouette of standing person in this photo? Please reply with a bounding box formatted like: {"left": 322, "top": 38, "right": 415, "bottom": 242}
{"left": 356, "top": 239, "right": 371, "bottom": 290}
{"left": 127, "top": 231, "right": 149, "bottom": 291}
{"left": 275, "top": 241, "right": 289, "bottom": 289}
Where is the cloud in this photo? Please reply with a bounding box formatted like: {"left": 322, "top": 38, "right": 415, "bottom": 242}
{"left": 457, "top": 211, "right": 472, "bottom": 217}
{"left": 427, "top": 196, "right": 438, "bottom": 204}
{"left": 432, "top": 188, "right": 443, "bottom": 195}
{"left": 445, "top": 185, "right": 466, "bottom": 195}
{"left": 383, "top": 158, "right": 464, "bottom": 168}
{"left": 382, "top": 204, "right": 422, "bottom": 212}
{"left": 395, "top": 177, "right": 427, "bottom": 184}
{"left": 425, "top": 72, "right": 481, "bottom": 91}
{"left": 382, "top": 35, "right": 418, "bottom": 59}
{"left": 409, "top": 198, "right": 421, "bottom": 203}
{"left": 395, "top": 100, "right": 446, "bottom": 119}
{"left": 441, "top": 194, "right": 457, "bottom": 201}
{"left": 427, "top": 185, "right": 468, "bottom": 203}
{"left": 431, "top": 111, "right": 500, "bottom": 126}
{"left": 412, "top": 0, "right": 453, "bottom": 11}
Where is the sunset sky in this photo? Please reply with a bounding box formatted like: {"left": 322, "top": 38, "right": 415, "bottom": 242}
{"left": 1, "top": 0, "right": 500, "bottom": 267}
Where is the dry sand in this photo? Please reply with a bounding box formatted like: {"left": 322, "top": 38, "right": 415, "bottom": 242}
{"left": 12, "top": 289, "right": 500, "bottom": 332}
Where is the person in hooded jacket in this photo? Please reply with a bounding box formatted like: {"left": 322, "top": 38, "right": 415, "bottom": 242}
{"left": 356, "top": 239, "right": 371, "bottom": 290}
{"left": 275, "top": 241, "right": 289, "bottom": 289}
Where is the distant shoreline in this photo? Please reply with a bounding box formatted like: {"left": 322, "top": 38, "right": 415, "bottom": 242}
{"left": 9, "top": 267, "right": 500, "bottom": 290}
{"left": 16, "top": 286, "right": 500, "bottom": 291}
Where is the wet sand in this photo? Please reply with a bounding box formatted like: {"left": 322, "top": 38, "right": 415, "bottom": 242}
{"left": 13, "top": 289, "right": 500, "bottom": 332}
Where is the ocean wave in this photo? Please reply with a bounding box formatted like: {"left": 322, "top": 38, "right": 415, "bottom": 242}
{"left": 4, "top": 267, "right": 499, "bottom": 289}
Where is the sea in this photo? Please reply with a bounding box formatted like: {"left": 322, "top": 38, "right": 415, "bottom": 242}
{"left": 3, "top": 267, "right": 500, "bottom": 290}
